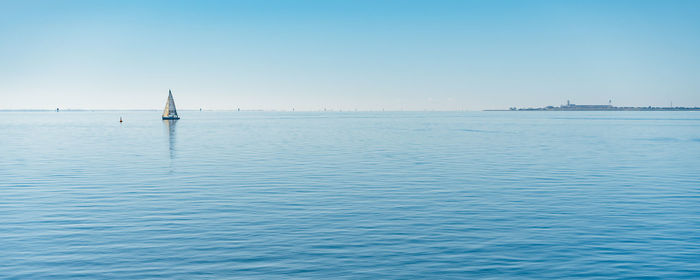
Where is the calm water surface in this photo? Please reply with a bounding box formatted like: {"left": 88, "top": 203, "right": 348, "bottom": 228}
{"left": 1, "top": 111, "right": 699, "bottom": 279}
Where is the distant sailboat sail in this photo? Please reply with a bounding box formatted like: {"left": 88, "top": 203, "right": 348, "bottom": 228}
{"left": 162, "top": 89, "right": 180, "bottom": 120}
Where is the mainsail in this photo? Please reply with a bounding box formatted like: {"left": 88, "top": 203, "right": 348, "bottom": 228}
{"left": 162, "top": 89, "right": 180, "bottom": 119}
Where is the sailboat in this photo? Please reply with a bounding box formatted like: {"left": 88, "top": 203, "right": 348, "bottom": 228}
{"left": 162, "top": 89, "right": 180, "bottom": 120}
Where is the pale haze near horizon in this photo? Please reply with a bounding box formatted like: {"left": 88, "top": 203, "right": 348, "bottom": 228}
{"left": 1, "top": 0, "right": 699, "bottom": 111}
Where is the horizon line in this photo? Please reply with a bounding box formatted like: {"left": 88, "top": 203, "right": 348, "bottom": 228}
{"left": 0, "top": 109, "right": 480, "bottom": 112}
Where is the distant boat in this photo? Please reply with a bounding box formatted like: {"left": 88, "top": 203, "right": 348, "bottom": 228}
{"left": 162, "top": 89, "right": 180, "bottom": 120}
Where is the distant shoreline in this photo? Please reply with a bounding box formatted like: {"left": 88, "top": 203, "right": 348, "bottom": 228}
{"left": 486, "top": 107, "right": 700, "bottom": 111}
{"left": 487, "top": 102, "right": 700, "bottom": 111}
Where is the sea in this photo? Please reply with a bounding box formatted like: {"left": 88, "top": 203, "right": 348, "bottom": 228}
{"left": 1, "top": 111, "right": 698, "bottom": 279}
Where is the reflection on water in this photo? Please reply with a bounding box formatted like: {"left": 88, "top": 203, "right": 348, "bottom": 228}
{"left": 163, "top": 119, "right": 177, "bottom": 160}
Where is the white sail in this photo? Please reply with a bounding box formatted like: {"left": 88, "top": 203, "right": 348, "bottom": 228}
{"left": 162, "top": 90, "right": 180, "bottom": 119}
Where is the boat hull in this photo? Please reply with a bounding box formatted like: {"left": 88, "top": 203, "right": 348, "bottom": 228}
{"left": 162, "top": 116, "right": 180, "bottom": 120}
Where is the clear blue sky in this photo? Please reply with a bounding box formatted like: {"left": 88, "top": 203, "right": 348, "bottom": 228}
{"left": 1, "top": 0, "right": 699, "bottom": 110}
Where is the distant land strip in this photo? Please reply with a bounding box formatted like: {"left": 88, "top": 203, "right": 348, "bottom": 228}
{"left": 487, "top": 102, "right": 700, "bottom": 111}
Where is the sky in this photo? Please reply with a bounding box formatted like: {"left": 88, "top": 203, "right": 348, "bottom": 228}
{"left": 1, "top": 0, "right": 699, "bottom": 110}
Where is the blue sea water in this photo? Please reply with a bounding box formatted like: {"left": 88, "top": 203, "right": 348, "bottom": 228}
{"left": 1, "top": 111, "right": 699, "bottom": 279}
